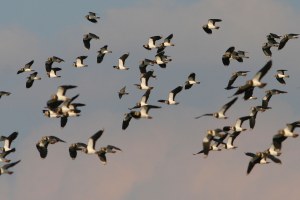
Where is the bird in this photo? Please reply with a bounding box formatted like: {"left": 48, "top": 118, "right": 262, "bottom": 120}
{"left": 184, "top": 73, "right": 200, "bottom": 90}
{"left": 143, "top": 35, "right": 162, "bottom": 50}
{"left": 245, "top": 151, "right": 281, "bottom": 175}
{"left": 232, "top": 60, "right": 272, "bottom": 97}
{"left": 0, "top": 132, "right": 18, "bottom": 152}
{"left": 154, "top": 51, "right": 172, "bottom": 68}
{"left": 225, "top": 71, "right": 249, "bottom": 90}
{"left": 0, "top": 160, "right": 21, "bottom": 175}
{"left": 158, "top": 86, "right": 183, "bottom": 105}
{"left": 50, "top": 85, "right": 77, "bottom": 102}
{"left": 275, "top": 69, "right": 289, "bottom": 84}
{"left": 139, "top": 59, "right": 155, "bottom": 74}
{"left": 118, "top": 86, "right": 129, "bottom": 99}
{"left": 228, "top": 116, "right": 251, "bottom": 132}
{"left": 261, "top": 89, "right": 287, "bottom": 110}
{"left": 97, "top": 145, "right": 122, "bottom": 165}
{"left": 73, "top": 56, "right": 88, "bottom": 68}
{"left": 26, "top": 72, "right": 41, "bottom": 88}
{"left": 237, "top": 51, "right": 249, "bottom": 59}
{"left": 248, "top": 106, "right": 264, "bottom": 129}
{"left": 156, "top": 34, "right": 175, "bottom": 53}
{"left": 278, "top": 33, "right": 299, "bottom": 50}
{"left": 277, "top": 121, "right": 300, "bottom": 138}
{"left": 129, "top": 89, "right": 151, "bottom": 110}
{"left": 59, "top": 94, "right": 83, "bottom": 128}
{"left": 83, "top": 33, "right": 100, "bottom": 50}
{"left": 0, "top": 149, "right": 15, "bottom": 163}
{"left": 97, "top": 45, "right": 112, "bottom": 64}
{"left": 268, "top": 131, "right": 288, "bottom": 156}
{"left": 195, "top": 97, "right": 238, "bottom": 119}
{"left": 0, "top": 91, "right": 11, "bottom": 99}
{"left": 36, "top": 136, "right": 66, "bottom": 159}
{"left": 262, "top": 42, "right": 273, "bottom": 57}
{"left": 47, "top": 67, "right": 61, "bottom": 78}
{"left": 122, "top": 105, "right": 161, "bottom": 130}
{"left": 17, "top": 60, "right": 34, "bottom": 74}
{"left": 69, "top": 129, "right": 104, "bottom": 159}
{"left": 85, "top": 12, "right": 100, "bottom": 23}
{"left": 194, "top": 132, "right": 228, "bottom": 155}
{"left": 202, "top": 129, "right": 225, "bottom": 157}
{"left": 113, "top": 53, "right": 130, "bottom": 70}
{"left": 222, "top": 46, "right": 243, "bottom": 66}
{"left": 134, "top": 72, "right": 154, "bottom": 90}
{"left": 202, "top": 19, "right": 222, "bottom": 34}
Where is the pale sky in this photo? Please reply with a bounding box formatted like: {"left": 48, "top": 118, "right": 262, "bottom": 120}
{"left": 1, "top": 0, "right": 300, "bottom": 200}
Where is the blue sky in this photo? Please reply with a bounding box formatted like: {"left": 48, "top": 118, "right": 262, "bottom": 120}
{"left": 1, "top": 0, "right": 300, "bottom": 200}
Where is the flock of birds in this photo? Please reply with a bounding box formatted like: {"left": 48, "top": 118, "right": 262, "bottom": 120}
{"left": 0, "top": 15, "right": 299, "bottom": 176}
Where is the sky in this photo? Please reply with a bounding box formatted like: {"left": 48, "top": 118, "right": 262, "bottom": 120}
{"left": 1, "top": 0, "right": 300, "bottom": 199}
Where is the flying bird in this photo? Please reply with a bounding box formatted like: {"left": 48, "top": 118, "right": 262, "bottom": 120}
{"left": 261, "top": 89, "right": 287, "bottom": 110}
{"left": 225, "top": 71, "right": 249, "bottom": 90}
{"left": 83, "top": 33, "right": 100, "bottom": 50}
{"left": 222, "top": 46, "right": 243, "bottom": 66}
{"left": 97, "top": 45, "right": 112, "bottom": 64}
{"left": 143, "top": 35, "right": 162, "bottom": 50}
{"left": 202, "top": 19, "right": 222, "bottom": 34}
{"left": 245, "top": 151, "right": 281, "bottom": 175}
{"left": 129, "top": 89, "right": 151, "bottom": 110}
{"left": 26, "top": 72, "right": 41, "bottom": 88}
{"left": 195, "top": 97, "right": 238, "bottom": 119}
{"left": 184, "top": 73, "right": 200, "bottom": 90}
{"left": 69, "top": 129, "right": 104, "bottom": 159}
{"left": 157, "top": 34, "right": 175, "bottom": 53}
{"left": 97, "top": 145, "right": 122, "bottom": 165}
{"left": 0, "top": 132, "right": 18, "bottom": 152}
{"left": 158, "top": 86, "right": 183, "bottom": 105}
{"left": 85, "top": 12, "right": 100, "bottom": 23}
{"left": 154, "top": 51, "right": 172, "bottom": 68}
{"left": 0, "top": 160, "right": 21, "bottom": 175}
{"left": 17, "top": 60, "right": 34, "bottom": 74}
{"left": 0, "top": 149, "right": 15, "bottom": 163}
{"left": 0, "top": 91, "right": 11, "bottom": 99}
{"left": 118, "top": 86, "right": 129, "bottom": 99}
{"left": 274, "top": 69, "right": 289, "bottom": 84}
{"left": 278, "top": 33, "right": 299, "bottom": 50}
{"left": 232, "top": 60, "right": 272, "bottom": 97}
{"left": 113, "top": 53, "right": 130, "bottom": 70}
{"left": 36, "top": 136, "right": 66, "bottom": 159}
{"left": 202, "top": 129, "right": 225, "bottom": 157}
{"left": 73, "top": 56, "right": 88, "bottom": 68}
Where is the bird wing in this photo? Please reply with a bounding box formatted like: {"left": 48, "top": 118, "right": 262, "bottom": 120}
{"left": 219, "top": 97, "right": 238, "bottom": 115}
{"left": 253, "top": 60, "right": 272, "bottom": 82}
{"left": 168, "top": 86, "right": 182, "bottom": 102}
{"left": 87, "top": 129, "right": 104, "bottom": 150}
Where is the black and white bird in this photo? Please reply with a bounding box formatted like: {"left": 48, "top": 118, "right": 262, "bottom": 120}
{"left": 97, "top": 45, "right": 112, "bottom": 64}
{"left": 248, "top": 106, "right": 264, "bottom": 129}
{"left": 85, "top": 12, "right": 100, "bottom": 23}
{"left": 97, "top": 145, "right": 122, "bottom": 165}
{"left": 202, "top": 19, "right": 222, "bottom": 34}
{"left": 0, "top": 132, "right": 18, "bottom": 152}
{"left": 232, "top": 60, "right": 272, "bottom": 97}
{"left": 139, "top": 59, "right": 155, "bottom": 74}
{"left": 184, "top": 73, "right": 200, "bottom": 90}
{"left": 36, "top": 136, "right": 65, "bottom": 159}
{"left": 195, "top": 97, "right": 238, "bottom": 119}
{"left": 158, "top": 86, "right": 183, "bottom": 105}
{"left": 143, "top": 35, "right": 162, "bottom": 50}
{"left": 202, "top": 129, "right": 225, "bottom": 157}
{"left": 0, "top": 149, "right": 15, "bottom": 163}
{"left": 225, "top": 71, "right": 249, "bottom": 90}
{"left": 245, "top": 151, "right": 281, "bottom": 175}
{"left": 277, "top": 121, "right": 300, "bottom": 138}
{"left": 222, "top": 46, "right": 243, "bottom": 66}
{"left": 134, "top": 72, "right": 154, "bottom": 90}
{"left": 0, "top": 160, "right": 21, "bottom": 175}
{"left": 17, "top": 60, "right": 34, "bottom": 74}
{"left": 83, "top": 33, "right": 100, "bottom": 50}
{"left": 154, "top": 51, "right": 172, "bottom": 68}
{"left": 157, "top": 34, "right": 175, "bottom": 53}
{"left": 69, "top": 129, "right": 104, "bottom": 159}
{"left": 45, "top": 56, "right": 64, "bottom": 72}
{"left": 47, "top": 67, "right": 61, "bottom": 78}
{"left": 278, "top": 33, "right": 299, "bottom": 50}
{"left": 118, "top": 86, "right": 129, "bottom": 99}
{"left": 50, "top": 85, "right": 77, "bottom": 102}
{"left": 73, "top": 56, "right": 88, "bottom": 68}
{"left": 113, "top": 53, "right": 130, "bottom": 70}
{"left": 26, "top": 72, "right": 41, "bottom": 88}
{"left": 268, "top": 131, "right": 288, "bottom": 156}
{"left": 262, "top": 42, "right": 273, "bottom": 57}
{"left": 275, "top": 69, "right": 289, "bottom": 84}
{"left": 122, "top": 105, "right": 161, "bottom": 130}
{"left": 261, "top": 89, "right": 287, "bottom": 110}
{"left": 129, "top": 89, "right": 151, "bottom": 110}
{"left": 0, "top": 91, "right": 11, "bottom": 99}
{"left": 194, "top": 132, "right": 228, "bottom": 155}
